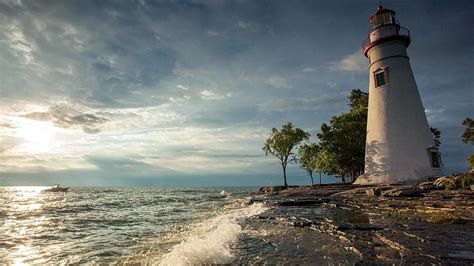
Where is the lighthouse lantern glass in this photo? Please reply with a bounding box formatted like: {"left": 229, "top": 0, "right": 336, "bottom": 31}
{"left": 370, "top": 12, "right": 395, "bottom": 28}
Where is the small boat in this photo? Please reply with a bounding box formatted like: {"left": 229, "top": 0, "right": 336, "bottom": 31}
{"left": 44, "top": 184, "right": 70, "bottom": 192}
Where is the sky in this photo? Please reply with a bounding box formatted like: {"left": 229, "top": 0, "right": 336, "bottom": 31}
{"left": 0, "top": 0, "right": 472, "bottom": 187}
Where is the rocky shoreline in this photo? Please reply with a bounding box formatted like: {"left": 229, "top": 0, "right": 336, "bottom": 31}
{"left": 247, "top": 178, "right": 474, "bottom": 264}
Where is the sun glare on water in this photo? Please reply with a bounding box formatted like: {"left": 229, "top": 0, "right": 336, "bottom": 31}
{"left": 16, "top": 119, "right": 57, "bottom": 154}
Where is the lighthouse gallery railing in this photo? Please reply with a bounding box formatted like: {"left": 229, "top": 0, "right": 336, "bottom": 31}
{"left": 362, "top": 27, "right": 410, "bottom": 51}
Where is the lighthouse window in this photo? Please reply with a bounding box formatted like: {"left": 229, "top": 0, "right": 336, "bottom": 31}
{"left": 430, "top": 151, "right": 441, "bottom": 168}
{"left": 374, "top": 70, "right": 386, "bottom": 87}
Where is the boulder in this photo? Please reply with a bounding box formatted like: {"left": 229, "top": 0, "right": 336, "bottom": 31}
{"left": 418, "top": 182, "right": 436, "bottom": 191}
{"left": 433, "top": 177, "right": 451, "bottom": 189}
{"left": 381, "top": 186, "right": 422, "bottom": 197}
{"left": 366, "top": 187, "right": 382, "bottom": 197}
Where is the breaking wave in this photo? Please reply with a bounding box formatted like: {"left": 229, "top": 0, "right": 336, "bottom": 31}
{"left": 159, "top": 202, "right": 267, "bottom": 265}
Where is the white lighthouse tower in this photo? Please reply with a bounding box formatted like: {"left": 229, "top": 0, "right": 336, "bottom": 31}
{"left": 355, "top": 6, "right": 443, "bottom": 185}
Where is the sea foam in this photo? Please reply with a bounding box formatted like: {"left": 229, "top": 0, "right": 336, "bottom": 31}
{"left": 159, "top": 203, "right": 267, "bottom": 265}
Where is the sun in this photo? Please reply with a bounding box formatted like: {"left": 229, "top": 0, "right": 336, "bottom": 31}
{"left": 16, "top": 118, "right": 57, "bottom": 154}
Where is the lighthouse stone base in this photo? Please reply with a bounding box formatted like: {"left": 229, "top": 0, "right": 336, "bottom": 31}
{"left": 354, "top": 168, "right": 444, "bottom": 185}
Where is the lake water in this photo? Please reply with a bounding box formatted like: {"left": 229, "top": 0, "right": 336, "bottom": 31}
{"left": 0, "top": 186, "right": 266, "bottom": 264}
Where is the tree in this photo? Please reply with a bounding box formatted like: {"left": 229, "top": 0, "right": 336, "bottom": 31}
{"left": 461, "top": 118, "right": 474, "bottom": 170}
{"left": 316, "top": 89, "right": 368, "bottom": 182}
{"left": 316, "top": 148, "right": 339, "bottom": 182}
{"left": 462, "top": 118, "right": 473, "bottom": 144}
{"left": 430, "top": 127, "right": 441, "bottom": 148}
{"left": 298, "top": 143, "right": 321, "bottom": 185}
{"left": 263, "top": 122, "right": 309, "bottom": 186}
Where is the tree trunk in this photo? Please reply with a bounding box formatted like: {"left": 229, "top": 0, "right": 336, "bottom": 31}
{"left": 282, "top": 163, "right": 288, "bottom": 187}
{"left": 319, "top": 171, "right": 322, "bottom": 186}
{"left": 309, "top": 172, "right": 314, "bottom": 185}
{"left": 341, "top": 175, "right": 346, "bottom": 183}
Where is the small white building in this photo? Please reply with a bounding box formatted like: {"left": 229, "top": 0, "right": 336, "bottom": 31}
{"left": 354, "top": 6, "right": 443, "bottom": 185}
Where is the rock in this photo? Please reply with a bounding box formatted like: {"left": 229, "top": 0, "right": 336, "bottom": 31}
{"left": 337, "top": 223, "right": 382, "bottom": 231}
{"left": 470, "top": 185, "right": 474, "bottom": 191}
{"left": 276, "top": 198, "right": 328, "bottom": 206}
{"left": 336, "top": 223, "right": 354, "bottom": 230}
{"left": 366, "top": 187, "right": 382, "bottom": 197}
{"left": 433, "top": 177, "right": 451, "bottom": 189}
{"left": 418, "top": 182, "right": 436, "bottom": 191}
{"left": 292, "top": 217, "right": 314, "bottom": 227}
{"left": 381, "top": 186, "right": 422, "bottom": 197}
{"left": 353, "top": 224, "right": 382, "bottom": 231}
{"left": 259, "top": 186, "right": 297, "bottom": 193}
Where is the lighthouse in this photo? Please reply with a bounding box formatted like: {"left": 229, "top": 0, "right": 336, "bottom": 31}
{"left": 354, "top": 6, "right": 443, "bottom": 184}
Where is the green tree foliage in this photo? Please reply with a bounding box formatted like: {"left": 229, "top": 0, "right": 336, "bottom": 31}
{"left": 468, "top": 155, "right": 474, "bottom": 169}
{"left": 461, "top": 118, "right": 474, "bottom": 169}
{"left": 263, "top": 122, "right": 309, "bottom": 186}
{"left": 298, "top": 143, "right": 321, "bottom": 185}
{"left": 430, "top": 127, "right": 441, "bottom": 148}
{"left": 462, "top": 118, "right": 473, "bottom": 144}
{"left": 316, "top": 89, "right": 368, "bottom": 182}
{"left": 315, "top": 149, "right": 338, "bottom": 183}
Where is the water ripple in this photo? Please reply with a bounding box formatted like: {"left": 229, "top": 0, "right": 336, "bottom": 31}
{"left": 0, "top": 186, "right": 256, "bottom": 264}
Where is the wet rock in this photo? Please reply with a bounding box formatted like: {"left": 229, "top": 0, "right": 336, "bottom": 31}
{"left": 381, "top": 186, "right": 422, "bottom": 197}
{"left": 276, "top": 198, "right": 328, "bottom": 206}
{"left": 353, "top": 224, "right": 383, "bottom": 231}
{"left": 418, "top": 182, "right": 436, "bottom": 191}
{"left": 259, "top": 186, "right": 298, "bottom": 193}
{"left": 336, "top": 223, "right": 381, "bottom": 231}
{"left": 448, "top": 250, "right": 474, "bottom": 260}
{"left": 433, "top": 177, "right": 451, "bottom": 189}
{"left": 251, "top": 182, "right": 474, "bottom": 265}
{"left": 292, "top": 217, "right": 315, "bottom": 227}
{"left": 366, "top": 188, "right": 382, "bottom": 197}
{"left": 336, "top": 223, "right": 354, "bottom": 230}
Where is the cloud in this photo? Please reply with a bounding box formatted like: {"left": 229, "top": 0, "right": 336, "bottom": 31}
{"left": 266, "top": 75, "right": 290, "bottom": 88}
{"left": 259, "top": 94, "right": 346, "bottom": 112}
{"left": 326, "top": 51, "right": 367, "bottom": 73}
{"left": 237, "top": 20, "right": 252, "bottom": 29}
{"left": 177, "top": 84, "right": 190, "bottom": 91}
{"left": 302, "top": 67, "right": 316, "bottom": 72}
{"left": 3, "top": 23, "right": 36, "bottom": 64}
{"left": 207, "top": 30, "right": 220, "bottom": 36}
{"left": 22, "top": 105, "right": 108, "bottom": 134}
{"left": 200, "top": 89, "right": 226, "bottom": 100}
{"left": 0, "top": 136, "right": 23, "bottom": 153}
{"left": 0, "top": 122, "right": 15, "bottom": 128}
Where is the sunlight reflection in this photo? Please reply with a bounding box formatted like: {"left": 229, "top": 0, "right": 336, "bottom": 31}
{"left": 5, "top": 187, "right": 47, "bottom": 265}
{"left": 12, "top": 245, "right": 36, "bottom": 266}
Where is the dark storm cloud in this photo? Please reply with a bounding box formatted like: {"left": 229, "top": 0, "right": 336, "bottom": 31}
{"left": 22, "top": 105, "right": 108, "bottom": 134}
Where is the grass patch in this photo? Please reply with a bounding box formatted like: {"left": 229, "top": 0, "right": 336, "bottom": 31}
{"left": 427, "top": 215, "right": 466, "bottom": 224}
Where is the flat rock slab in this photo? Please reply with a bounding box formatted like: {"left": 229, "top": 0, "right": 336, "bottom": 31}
{"left": 381, "top": 187, "right": 422, "bottom": 197}
{"left": 274, "top": 198, "right": 330, "bottom": 206}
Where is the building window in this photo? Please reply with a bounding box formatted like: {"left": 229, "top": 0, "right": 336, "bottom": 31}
{"left": 431, "top": 151, "right": 440, "bottom": 168}
{"left": 374, "top": 68, "right": 388, "bottom": 87}
{"left": 427, "top": 148, "right": 441, "bottom": 168}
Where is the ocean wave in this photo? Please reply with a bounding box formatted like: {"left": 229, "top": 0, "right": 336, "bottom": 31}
{"left": 159, "top": 203, "right": 268, "bottom": 265}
